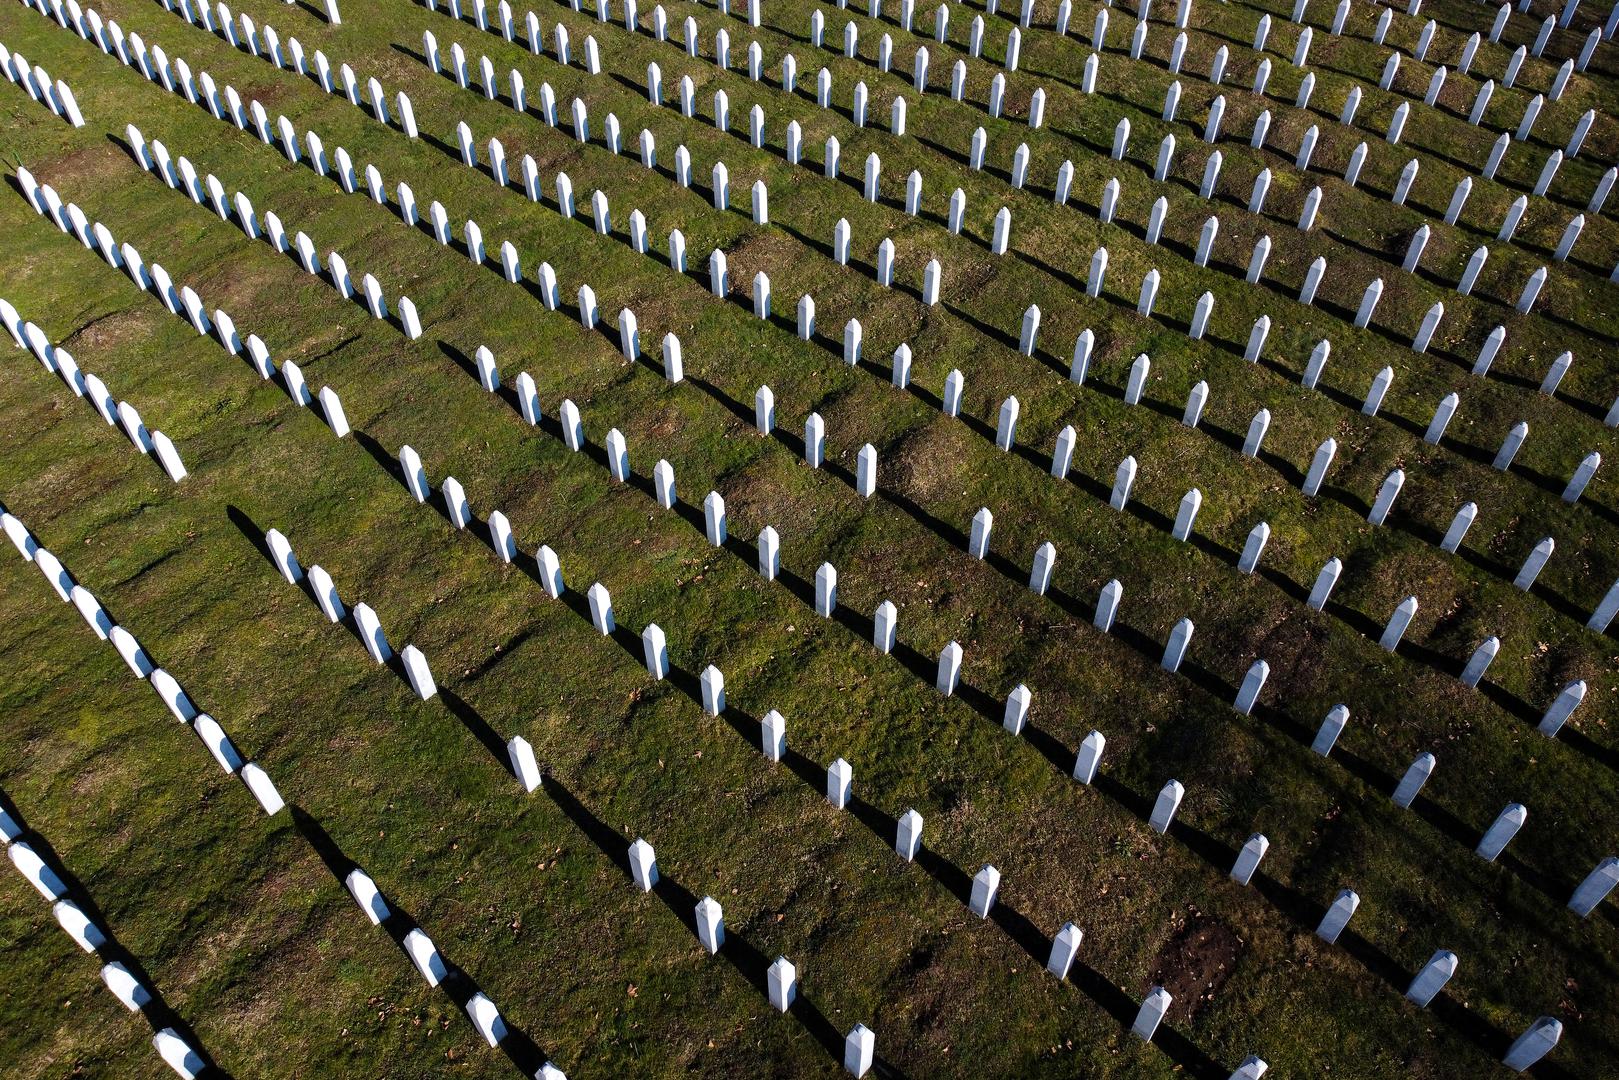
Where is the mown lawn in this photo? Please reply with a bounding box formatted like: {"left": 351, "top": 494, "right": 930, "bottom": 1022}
{"left": 0, "top": 0, "right": 1615, "bottom": 1074}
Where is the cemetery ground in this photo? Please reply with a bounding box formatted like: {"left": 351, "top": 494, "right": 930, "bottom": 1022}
{"left": 0, "top": 0, "right": 1616, "bottom": 1074}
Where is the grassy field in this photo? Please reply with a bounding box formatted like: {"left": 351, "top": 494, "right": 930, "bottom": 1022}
{"left": 0, "top": 0, "right": 1616, "bottom": 1074}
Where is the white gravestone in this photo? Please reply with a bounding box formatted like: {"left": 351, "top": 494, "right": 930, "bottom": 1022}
{"left": 508, "top": 735, "right": 542, "bottom": 792}
{"left": 404, "top": 928, "right": 447, "bottom": 986}
{"left": 827, "top": 758, "right": 852, "bottom": 809}
{"left": 1230, "top": 834, "right": 1269, "bottom": 885}
{"left": 1073, "top": 731, "right": 1105, "bottom": 784}
{"left": 768, "top": 957, "right": 797, "bottom": 1011}
{"left": 1405, "top": 950, "right": 1457, "bottom": 1007}
{"left": 1150, "top": 780, "right": 1184, "bottom": 833}
{"left": 1315, "top": 888, "right": 1359, "bottom": 943}
{"left": 401, "top": 645, "right": 437, "bottom": 700}
{"left": 628, "top": 838, "right": 658, "bottom": 890}
{"left": 896, "top": 809, "right": 923, "bottom": 861}
{"left": 844, "top": 1025, "right": 874, "bottom": 1078}
{"left": 701, "top": 665, "right": 725, "bottom": 715}
{"left": 1132, "top": 987, "right": 1171, "bottom": 1041}
{"left": 345, "top": 868, "right": 390, "bottom": 924}
{"left": 695, "top": 896, "right": 724, "bottom": 954}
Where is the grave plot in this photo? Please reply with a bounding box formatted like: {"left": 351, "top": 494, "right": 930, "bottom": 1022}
{"left": 0, "top": 0, "right": 1616, "bottom": 1075}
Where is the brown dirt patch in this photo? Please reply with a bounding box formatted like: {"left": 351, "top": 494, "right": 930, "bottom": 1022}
{"left": 192, "top": 260, "right": 281, "bottom": 318}
{"left": 888, "top": 419, "right": 973, "bottom": 502}
{"left": 1238, "top": 611, "right": 1330, "bottom": 699}
{"left": 715, "top": 453, "right": 793, "bottom": 533}
{"left": 1000, "top": 83, "right": 1033, "bottom": 118}
{"left": 30, "top": 142, "right": 130, "bottom": 189}
{"left": 720, "top": 231, "right": 798, "bottom": 299}
{"left": 642, "top": 403, "right": 682, "bottom": 441}
{"left": 508, "top": 133, "right": 585, "bottom": 181}
{"left": 239, "top": 80, "right": 296, "bottom": 108}
{"left": 1145, "top": 913, "right": 1244, "bottom": 1024}
{"left": 62, "top": 308, "right": 157, "bottom": 355}
{"left": 624, "top": 276, "right": 701, "bottom": 340}
{"left": 945, "top": 250, "right": 996, "bottom": 298}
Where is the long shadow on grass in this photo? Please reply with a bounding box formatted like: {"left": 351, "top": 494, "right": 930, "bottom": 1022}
{"left": 289, "top": 805, "right": 556, "bottom": 1076}
{"left": 228, "top": 505, "right": 880, "bottom": 1067}
{"left": 376, "top": 32, "right": 1619, "bottom": 577}
{"left": 254, "top": 420, "right": 1227, "bottom": 1071}
{"left": 368, "top": 331, "right": 1599, "bottom": 920}
{"left": 0, "top": 791, "right": 231, "bottom": 1077}
{"left": 1094, "top": 762, "right": 1538, "bottom": 1067}
{"left": 689, "top": 695, "right": 1227, "bottom": 1078}
{"left": 539, "top": 777, "right": 910, "bottom": 1077}
{"left": 227, "top": 53, "right": 1609, "bottom": 648}
{"left": 347, "top": 405, "right": 1596, "bottom": 1066}
{"left": 679, "top": 373, "right": 1573, "bottom": 791}
{"left": 225, "top": 504, "right": 526, "bottom": 780}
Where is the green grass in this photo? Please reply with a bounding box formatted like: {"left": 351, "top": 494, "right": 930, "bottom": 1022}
{"left": 0, "top": 0, "right": 1616, "bottom": 1075}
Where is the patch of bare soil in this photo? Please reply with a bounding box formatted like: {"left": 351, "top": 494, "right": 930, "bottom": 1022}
{"left": 1000, "top": 83, "right": 1033, "bottom": 117}
{"left": 719, "top": 231, "right": 798, "bottom": 298}
{"left": 1146, "top": 913, "right": 1244, "bottom": 1024}
{"left": 888, "top": 419, "right": 974, "bottom": 503}
{"left": 1242, "top": 613, "right": 1331, "bottom": 699}
{"left": 623, "top": 273, "right": 702, "bottom": 339}
{"left": 63, "top": 308, "right": 156, "bottom": 354}
{"left": 31, "top": 141, "right": 129, "bottom": 189}
{"left": 716, "top": 454, "right": 791, "bottom": 530}
{"left": 239, "top": 80, "right": 296, "bottom": 108}
{"left": 643, "top": 403, "right": 682, "bottom": 441}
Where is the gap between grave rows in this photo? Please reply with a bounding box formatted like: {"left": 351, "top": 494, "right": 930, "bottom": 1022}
{"left": 2, "top": 299, "right": 187, "bottom": 482}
